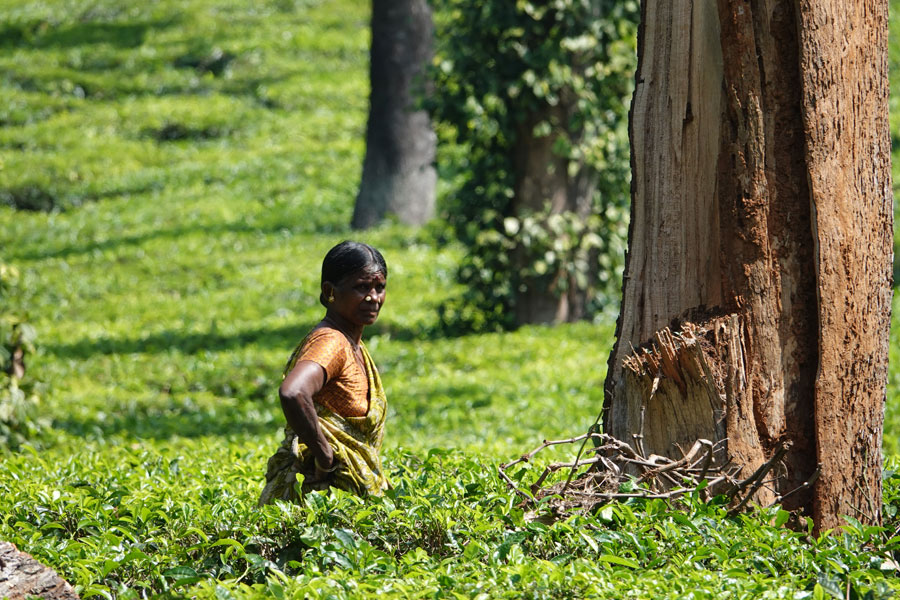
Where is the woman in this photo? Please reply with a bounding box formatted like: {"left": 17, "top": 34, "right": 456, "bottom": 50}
{"left": 259, "top": 241, "right": 390, "bottom": 504}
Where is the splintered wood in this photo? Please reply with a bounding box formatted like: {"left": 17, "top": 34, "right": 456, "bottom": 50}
{"left": 617, "top": 323, "right": 727, "bottom": 466}
{"left": 499, "top": 318, "right": 817, "bottom": 518}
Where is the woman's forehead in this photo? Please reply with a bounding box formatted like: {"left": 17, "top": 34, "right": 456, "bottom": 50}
{"left": 342, "top": 267, "right": 386, "bottom": 284}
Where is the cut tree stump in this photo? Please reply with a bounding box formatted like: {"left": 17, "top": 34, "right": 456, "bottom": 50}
{"left": 0, "top": 542, "right": 79, "bottom": 600}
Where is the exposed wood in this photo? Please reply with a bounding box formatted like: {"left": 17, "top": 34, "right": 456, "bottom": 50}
{"left": 605, "top": 0, "right": 891, "bottom": 529}
{"left": 619, "top": 324, "right": 725, "bottom": 463}
{"left": 609, "top": 0, "right": 725, "bottom": 346}
{"left": 10, "top": 345, "right": 25, "bottom": 379}
{"left": 352, "top": 0, "right": 436, "bottom": 229}
{"left": 0, "top": 541, "right": 79, "bottom": 600}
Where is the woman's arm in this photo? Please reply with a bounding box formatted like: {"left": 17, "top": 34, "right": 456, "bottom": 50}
{"left": 278, "top": 360, "right": 336, "bottom": 474}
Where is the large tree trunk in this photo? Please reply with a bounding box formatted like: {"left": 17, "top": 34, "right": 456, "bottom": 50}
{"left": 351, "top": 0, "right": 436, "bottom": 229}
{"left": 604, "top": 0, "right": 892, "bottom": 530}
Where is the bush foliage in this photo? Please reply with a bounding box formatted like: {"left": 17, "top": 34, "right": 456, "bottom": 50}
{"left": 430, "top": 0, "right": 638, "bottom": 331}
{"left": 0, "top": 263, "right": 43, "bottom": 449}
{"left": 3, "top": 446, "right": 900, "bottom": 599}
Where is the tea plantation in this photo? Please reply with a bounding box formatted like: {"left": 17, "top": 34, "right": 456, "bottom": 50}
{"left": 1, "top": 0, "right": 900, "bottom": 598}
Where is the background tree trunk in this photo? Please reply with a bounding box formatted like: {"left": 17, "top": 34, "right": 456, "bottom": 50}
{"left": 511, "top": 100, "right": 597, "bottom": 325}
{"left": 604, "top": 0, "right": 892, "bottom": 530}
{"left": 351, "top": 0, "right": 436, "bottom": 229}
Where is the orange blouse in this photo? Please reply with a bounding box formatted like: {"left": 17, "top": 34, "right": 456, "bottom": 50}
{"left": 284, "top": 327, "right": 369, "bottom": 417}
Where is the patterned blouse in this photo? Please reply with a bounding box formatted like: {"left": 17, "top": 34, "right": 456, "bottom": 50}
{"left": 284, "top": 326, "right": 369, "bottom": 417}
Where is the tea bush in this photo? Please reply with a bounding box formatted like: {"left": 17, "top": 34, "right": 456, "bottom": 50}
{"left": 3, "top": 446, "right": 899, "bottom": 599}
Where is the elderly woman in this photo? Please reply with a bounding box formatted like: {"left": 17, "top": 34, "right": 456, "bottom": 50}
{"left": 259, "top": 241, "right": 390, "bottom": 504}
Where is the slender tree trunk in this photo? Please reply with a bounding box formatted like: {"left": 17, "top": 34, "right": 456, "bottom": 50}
{"left": 351, "top": 0, "right": 436, "bottom": 229}
{"left": 604, "top": 0, "right": 892, "bottom": 530}
{"left": 511, "top": 100, "right": 597, "bottom": 325}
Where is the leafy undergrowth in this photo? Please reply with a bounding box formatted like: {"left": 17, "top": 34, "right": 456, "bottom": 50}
{"left": 3, "top": 446, "right": 899, "bottom": 600}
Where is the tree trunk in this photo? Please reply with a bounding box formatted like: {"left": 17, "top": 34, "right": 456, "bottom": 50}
{"left": 351, "top": 0, "right": 436, "bottom": 229}
{"left": 604, "top": 0, "right": 892, "bottom": 530}
{"left": 512, "top": 101, "right": 597, "bottom": 325}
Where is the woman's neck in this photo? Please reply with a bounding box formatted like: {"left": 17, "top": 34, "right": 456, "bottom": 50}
{"left": 322, "top": 313, "right": 363, "bottom": 347}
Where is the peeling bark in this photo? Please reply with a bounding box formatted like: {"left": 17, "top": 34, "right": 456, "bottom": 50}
{"left": 796, "top": 0, "right": 893, "bottom": 528}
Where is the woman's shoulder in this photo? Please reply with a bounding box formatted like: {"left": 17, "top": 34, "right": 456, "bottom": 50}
{"left": 283, "top": 325, "right": 351, "bottom": 377}
{"left": 299, "top": 324, "right": 354, "bottom": 357}
{"left": 304, "top": 324, "right": 349, "bottom": 345}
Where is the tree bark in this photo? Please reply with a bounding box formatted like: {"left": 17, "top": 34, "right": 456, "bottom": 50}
{"left": 605, "top": 0, "right": 892, "bottom": 530}
{"left": 351, "top": 0, "right": 436, "bottom": 229}
{"left": 0, "top": 542, "right": 79, "bottom": 600}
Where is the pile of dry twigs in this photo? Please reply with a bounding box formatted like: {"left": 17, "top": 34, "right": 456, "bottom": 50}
{"left": 499, "top": 432, "right": 815, "bottom": 519}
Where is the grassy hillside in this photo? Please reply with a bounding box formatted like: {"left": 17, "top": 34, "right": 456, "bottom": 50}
{"left": 1, "top": 1, "right": 899, "bottom": 598}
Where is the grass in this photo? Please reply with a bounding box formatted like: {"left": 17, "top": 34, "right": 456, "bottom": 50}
{"left": 1, "top": 0, "right": 900, "bottom": 598}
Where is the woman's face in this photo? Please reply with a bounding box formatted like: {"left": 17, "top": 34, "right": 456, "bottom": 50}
{"left": 328, "top": 268, "right": 387, "bottom": 326}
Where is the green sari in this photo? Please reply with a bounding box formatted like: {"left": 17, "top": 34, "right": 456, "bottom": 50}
{"left": 258, "top": 343, "right": 389, "bottom": 504}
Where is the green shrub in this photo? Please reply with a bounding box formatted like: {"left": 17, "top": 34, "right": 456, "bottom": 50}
{"left": 0, "top": 263, "right": 44, "bottom": 449}
{"left": 430, "top": 0, "right": 637, "bottom": 332}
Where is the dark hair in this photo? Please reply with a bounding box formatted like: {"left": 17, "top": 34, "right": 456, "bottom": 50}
{"left": 319, "top": 241, "right": 388, "bottom": 307}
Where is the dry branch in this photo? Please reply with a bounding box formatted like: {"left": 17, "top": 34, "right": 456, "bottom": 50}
{"left": 499, "top": 433, "right": 788, "bottom": 519}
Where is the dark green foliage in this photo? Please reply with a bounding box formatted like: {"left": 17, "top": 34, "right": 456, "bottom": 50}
{"left": 146, "top": 122, "right": 229, "bottom": 142}
{"left": 0, "top": 185, "right": 59, "bottom": 211}
{"left": 3, "top": 447, "right": 899, "bottom": 599}
{"left": 430, "top": 0, "right": 638, "bottom": 331}
{"left": 173, "top": 47, "right": 237, "bottom": 77}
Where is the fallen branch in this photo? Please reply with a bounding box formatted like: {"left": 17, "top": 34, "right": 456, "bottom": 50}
{"left": 499, "top": 433, "right": 790, "bottom": 520}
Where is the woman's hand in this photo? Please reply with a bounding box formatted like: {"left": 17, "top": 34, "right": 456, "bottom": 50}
{"left": 311, "top": 454, "right": 340, "bottom": 483}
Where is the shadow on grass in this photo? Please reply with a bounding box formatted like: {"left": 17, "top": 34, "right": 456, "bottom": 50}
{"left": 0, "top": 18, "right": 177, "bottom": 50}
{"left": 10, "top": 216, "right": 348, "bottom": 262}
{"left": 54, "top": 401, "right": 280, "bottom": 441}
{"left": 46, "top": 322, "right": 319, "bottom": 359}
{"left": 45, "top": 319, "right": 448, "bottom": 360}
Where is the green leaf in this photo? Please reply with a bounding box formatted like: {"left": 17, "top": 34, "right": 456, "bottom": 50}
{"left": 333, "top": 528, "right": 357, "bottom": 550}
{"left": 210, "top": 538, "right": 245, "bottom": 550}
{"left": 163, "top": 566, "right": 199, "bottom": 580}
{"left": 215, "top": 585, "right": 236, "bottom": 600}
{"left": 597, "top": 554, "right": 638, "bottom": 569}
{"left": 774, "top": 509, "right": 790, "bottom": 527}
{"left": 816, "top": 574, "right": 843, "bottom": 599}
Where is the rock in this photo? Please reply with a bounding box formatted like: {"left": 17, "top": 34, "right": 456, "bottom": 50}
{"left": 0, "top": 542, "right": 79, "bottom": 600}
